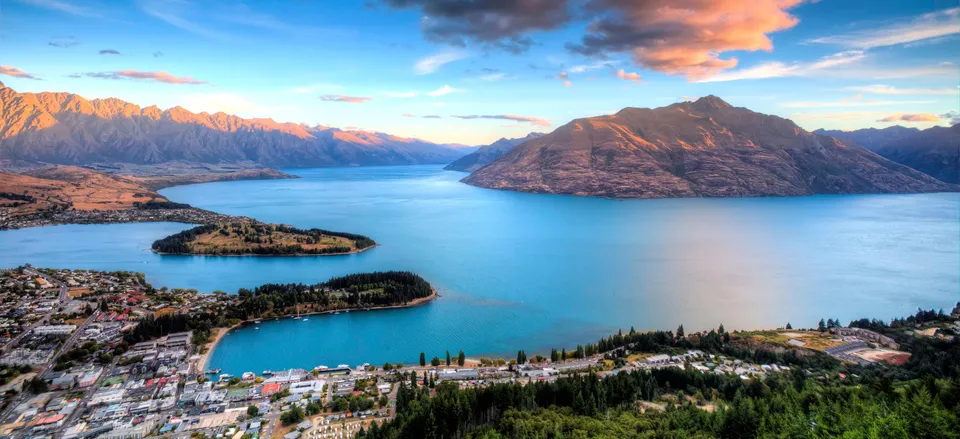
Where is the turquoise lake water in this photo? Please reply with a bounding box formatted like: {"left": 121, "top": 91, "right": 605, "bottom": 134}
{"left": 1, "top": 165, "right": 957, "bottom": 374}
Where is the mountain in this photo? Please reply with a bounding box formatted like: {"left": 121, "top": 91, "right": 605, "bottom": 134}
{"left": 813, "top": 126, "right": 919, "bottom": 151}
{"left": 444, "top": 133, "right": 544, "bottom": 172}
{"left": 0, "top": 83, "right": 470, "bottom": 167}
{"left": 816, "top": 125, "right": 958, "bottom": 184}
{"left": 463, "top": 96, "right": 954, "bottom": 198}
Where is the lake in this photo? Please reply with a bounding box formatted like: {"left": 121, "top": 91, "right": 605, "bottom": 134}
{"left": 1, "top": 165, "right": 957, "bottom": 374}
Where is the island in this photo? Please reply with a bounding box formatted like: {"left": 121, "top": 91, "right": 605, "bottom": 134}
{"left": 151, "top": 222, "right": 376, "bottom": 256}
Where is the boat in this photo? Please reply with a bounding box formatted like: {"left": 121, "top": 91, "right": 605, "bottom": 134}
{"left": 334, "top": 311, "right": 340, "bottom": 315}
{"left": 203, "top": 368, "right": 221, "bottom": 375}
{"left": 254, "top": 320, "right": 261, "bottom": 324}
{"left": 262, "top": 370, "right": 275, "bottom": 376}
{"left": 254, "top": 327, "right": 259, "bottom": 330}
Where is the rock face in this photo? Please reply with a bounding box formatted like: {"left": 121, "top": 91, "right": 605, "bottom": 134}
{"left": 463, "top": 96, "right": 954, "bottom": 198}
{"left": 444, "top": 133, "right": 544, "bottom": 172}
{"left": 0, "top": 84, "right": 469, "bottom": 167}
{"left": 817, "top": 125, "right": 959, "bottom": 184}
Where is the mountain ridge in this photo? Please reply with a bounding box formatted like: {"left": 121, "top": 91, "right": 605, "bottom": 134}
{"left": 0, "top": 84, "right": 470, "bottom": 168}
{"left": 463, "top": 96, "right": 954, "bottom": 198}
{"left": 814, "top": 125, "right": 958, "bottom": 183}
{"left": 444, "top": 132, "right": 544, "bottom": 172}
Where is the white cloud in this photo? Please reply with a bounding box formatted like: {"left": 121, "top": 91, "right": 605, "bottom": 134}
{"left": 14, "top": 0, "right": 100, "bottom": 18}
{"left": 699, "top": 50, "right": 864, "bottom": 82}
{"left": 427, "top": 85, "right": 460, "bottom": 97}
{"left": 780, "top": 94, "right": 933, "bottom": 108}
{"left": 811, "top": 7, "right": 959, "bottom": 49}
{"left": 478, "top": 73, "right": 507, "bottom": 82}
{"left": 415, "top": 51, "right": 470, "bottom": 75}
{"left": 846, "top": 84, "right": 959, "bottom": 96}
{"left": 569, "top": 61, "right": 617, "bottom": 73}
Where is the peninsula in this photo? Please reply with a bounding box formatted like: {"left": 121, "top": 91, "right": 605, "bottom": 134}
{"left": 151, "top": 222, "right": 376, "bottom": 256}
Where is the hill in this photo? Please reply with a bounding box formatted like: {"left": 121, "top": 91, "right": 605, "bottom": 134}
{"left": 444, "top": 133, "right": 544, "bottom": 172}
{"left": 0, "top": 165, "right": 171, "bottom": 215}
{"left": 463, "top": 96, "right": 954, "bottom": 198}
{"left": 0, "top": 83, "right": 470, "bottom": 168}
{"left": 817, "top": 125, "right": 959, "bottom": 184}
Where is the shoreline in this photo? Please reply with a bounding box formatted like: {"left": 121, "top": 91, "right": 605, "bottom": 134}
{"left": 200, "top": 288, "right": 439, "bottom": 372}
{"left": 153, "top": 243, "right": 378, "bottom": 258}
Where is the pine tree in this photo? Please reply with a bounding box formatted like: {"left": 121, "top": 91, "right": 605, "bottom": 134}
{"left": 445, "top": 350, "right": 451, "bottom": 366}
{"left": 561, "top": 348, "right": 567, "bottom": 361}
{"left": 818, "top": 318, "right": 827, "bottom": 332}
{"left": 419, "top": 352, "right": 425, "bottom": 367}
{"left": 676, "top": 324, "right": 685, "bottom": 339}
{"left": 458, "top": 350, "right": 465, "bottom": 366}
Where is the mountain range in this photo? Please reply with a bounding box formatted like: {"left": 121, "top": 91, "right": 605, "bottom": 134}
{"left": 444, "top": 133, "right": 544, "bottom": 172}
{"left": 0, "top": 82, "right": 471, "bottom": 168}
{"left": 463, "top": 96, "right": 954, "bottom": 198}
{"left": 815, "top": 125, "right": 958, "bottom": 184}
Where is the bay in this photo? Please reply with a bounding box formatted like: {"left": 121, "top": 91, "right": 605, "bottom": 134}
{"left": 1, "top": 165, "right": 956, "bottom": 374}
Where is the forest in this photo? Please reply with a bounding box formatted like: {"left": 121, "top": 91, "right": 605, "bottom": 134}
{"left": 227, "top": 271, "right": 433, "bottom": 319}
{"left": 358, "top": 308, "right": 960, "bottom": 439}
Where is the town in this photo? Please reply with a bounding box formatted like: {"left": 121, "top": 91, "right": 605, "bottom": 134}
{"left": 0, "top": 206, "right": 251, "bottom": 231}
{"left": 0, "top": 266, "right": 958, "bottom": 439}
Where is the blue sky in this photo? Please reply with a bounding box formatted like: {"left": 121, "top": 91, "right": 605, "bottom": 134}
{"left": 2, "top": 0, "right": 958, "bottom": 145}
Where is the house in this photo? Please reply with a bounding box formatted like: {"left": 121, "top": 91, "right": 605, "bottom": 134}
{"left": 645, "top": 354, "right": 671, "bottom": 365}
{"left": 289, "top": 380, "right": 325, "bottom": 395}
{"left": 260, "top": 383, "right": 281, "bottom": 397}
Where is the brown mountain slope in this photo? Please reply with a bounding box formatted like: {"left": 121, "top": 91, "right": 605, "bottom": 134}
{"left": 0, "top": 165, "right": 169, "bottom": 214}
{"left": 0, "top": 82, "right": 469, "bottom": 167}
{"left": 463, "top": 96, "right": 954, "bottom": 198}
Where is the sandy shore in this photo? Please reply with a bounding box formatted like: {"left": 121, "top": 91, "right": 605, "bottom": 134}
{"left": 199, "top": 289, "right": 439, "bottom": 371}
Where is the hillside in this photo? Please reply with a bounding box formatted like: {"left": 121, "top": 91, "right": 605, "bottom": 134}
{"left": 0, "top": 83, "right": 469, "bottom": 168}
{"left": 0, "top": 165, "right": 170, "bottom": 214}
{"left": 444, "top": 133, "right": 544, "bottom": 172}
{"left": 463, "top": 96, "right": 954, "bottom": 198}
{"left": 814, "top": 126, "right": 920, "bottom": 151}
{"left": 818, "top": 125, "right": 959, "bottom": 184}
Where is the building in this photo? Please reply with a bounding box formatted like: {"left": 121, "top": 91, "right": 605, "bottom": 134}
{"left": 644, "top": 354, "right": 671, "bottom": 365}
{"left": 33, "top": 325, "right": 77, "bottom": 336}
{"left": 290, "top": 380, "right": 326, "bottom": 395}
{"left": 831, "top": 327, "right": 898, "bottom": 349}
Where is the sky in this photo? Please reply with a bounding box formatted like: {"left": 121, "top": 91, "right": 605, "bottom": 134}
{"left": 1, "top": 0, "right": 958, "bottom": 145}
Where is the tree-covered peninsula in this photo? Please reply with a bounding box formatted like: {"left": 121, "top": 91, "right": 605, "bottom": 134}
{"left": 151, "top": 222, "right": 375, "bottom": 255}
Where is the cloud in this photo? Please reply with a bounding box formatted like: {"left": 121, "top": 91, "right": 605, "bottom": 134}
{"left": 811, "top": 7, "right": 959, "bottom": 49}
{"left": 877, "top": 113, "right": 941, "bottom": 123}
{"left": 569, "top": 61, "right": 616, "bottom": 73}
{"left": 139, "top": 0, "right": 230, "bottom": 41}
{"left": 99, "top": 49, "right": 121, "bottom": 55}
{"left": 790, "top": 111, "right": 890, "bottom": 121}
{"left": 79, "top": 70, "right": 208, "bottom": 84}
{"left": 615, "top": 69, "right": 641, "bottom": 82}
{"left": 846, "top": 84, "right": 959, "bottom": 96}
{"left": 480, "top": 67, "right": 500, "bottom": 73}
{"left": 563, "top": 80, "right": 571, "bottom": 87}
{"left": 780, "top": 94, "right": 933, "bottom": 108}
{"left": 48, "top": 36, "right": 79, "bottom": 48}
{"left": 0, "top": 65, "right": 40, "bottom": 80}
{"left": 402, "top": 114, "right": 442, "bottom": 119}
{"left": 699, "top": 50, "right": 865, "bottom": 82}
{"left": 320, "top": 94, "right": 372, "bottom": 103}
{"left": 941, "top": 111, "right": 960, "bottom": 125}
{"left": 451, "top": 114, "right": 550, "bottom": 126}
{"left": 153, "top": 51, "right": 164, "bottom": 58}
{"left": 14, "top": 0, "right": 100, "bottom": 18}
{"left": 557, "top": 72, "right": 569, "bottom": 80}
{"left": 414, "top": 50, "right": 470, "bottom": 74}
{"left": 427, "top": 85, "right": 460, "bottom": 97}
{"left": 478, "top": 72, "right": 508, "bottom": 82}
{"left": 566, "top": 0, "right": 806, "bottom": 80}
{"left": 383, "top": 0, "right": 572, "bottom": 53}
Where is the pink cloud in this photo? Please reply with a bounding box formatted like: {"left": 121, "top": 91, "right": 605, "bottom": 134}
{"left": 320, "top": 94, "right": 372, "bottom": 103}
{"left": 877, "top": 113, "right": 942, "bottom": 122}
{"left": 451, "top": 114, "right": 550, "bottom": 126}
{"left": 82, "top": 70, "right": 208, "bottom": 84}
{"left": 570, "top": 0, "right": 806, "bottom": 80}
{"left": 615, "top": 69, "right": 641, "bottom": 82}
{"left": 0, "top": 65, "right": 39, "bottom": 80}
